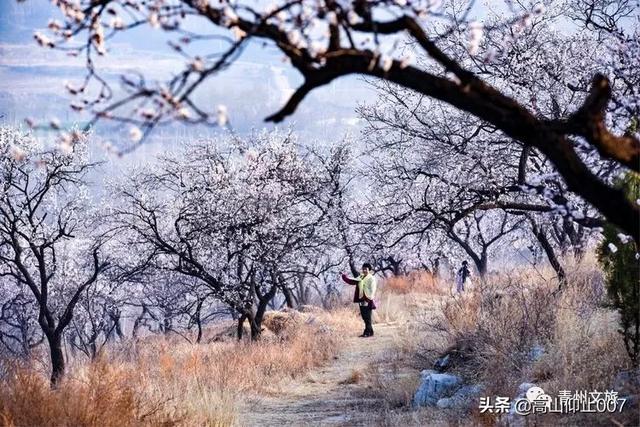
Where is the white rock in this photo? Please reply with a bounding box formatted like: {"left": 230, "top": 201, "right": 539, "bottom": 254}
{"left": 413, "top": 370, "right": 462, "bottom": 407}
{"left": 436, "top": 384, "right": 484, "bottom": 409}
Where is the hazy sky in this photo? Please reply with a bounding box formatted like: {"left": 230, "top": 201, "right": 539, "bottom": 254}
{"left": 0, "top": 0, "right": 378, "bottom": 154}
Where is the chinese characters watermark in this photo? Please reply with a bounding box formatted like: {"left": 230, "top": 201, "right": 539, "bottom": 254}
{"left": 479, "top": 386, "right": 627, "bottom": 415}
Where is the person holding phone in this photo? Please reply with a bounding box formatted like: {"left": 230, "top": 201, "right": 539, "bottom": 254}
{"left": 341, "top": 263, "right": 377, "bottom": 337}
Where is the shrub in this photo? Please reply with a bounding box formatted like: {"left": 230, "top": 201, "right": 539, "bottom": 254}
{"left": 383, "top": 271, "right": 443, "bottom": 295}
{"left": 597, "top": 172, "right": 640, "bottom": 367}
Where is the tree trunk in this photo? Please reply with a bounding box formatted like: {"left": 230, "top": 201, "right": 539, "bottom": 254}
{"left": 448, "top": 230, "right": 487, "bottom": 278}
{"left": 195, "top": 299, "right": 204, "bottom": 344}
{"left": 433, "top": 257, "right": 440, "bottom": 278}
{"left": 530, "top": 217, "right": 567, "bottom": 288}
{"left": 281, "top": 285, "right": 295, "bottom": 309}
{"left": 237, "top": 314, "right": 247, "bottom": 340}
{"left": 236, "top": 311, "right": 261, "bottom": 341}
{"left": 132, "top": 305, "right": 148, "bottom": 338}
{"left": 196, "top": 321, "right": 203, "bottom": 344}
{"left": 390, "top": 256, "right": 402, "bottom": 276}
{"left": 253, "top": 277, "right": 278, "bottom": 340}
{"left": 47, "top": 332, "right": 65, "bottom": 387}
{"left": 475, "top": 252, "right": 488, "bottom": 278}
{"left": 249, "top": 316, "right": 260, "bottom": 340}
{"left": 253, "top": 299, "right": 270, "bottom": 339}
{"left": 348, "top": 259, "right": 359, "bottom": 277}
{"left": 109, "top": 311, "right": 124, "bottom": 340}
{"left": 162, "top": 314, "right": 171, "bottom": 335}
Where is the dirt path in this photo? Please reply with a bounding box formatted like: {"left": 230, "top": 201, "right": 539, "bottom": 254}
{"left": 238, "top": 321, "right": 413, "bottom": 426}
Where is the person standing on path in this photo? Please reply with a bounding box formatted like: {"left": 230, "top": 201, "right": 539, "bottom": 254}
{"left": 455, "top": 260, "right": 472, "bottom": 293}
{"left": 341, "top": 263, "right": 377, "bottom": 337}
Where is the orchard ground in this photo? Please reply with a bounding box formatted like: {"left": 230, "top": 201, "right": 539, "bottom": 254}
{"left": 0, "top": 257, "right": 637, "bottom": 426}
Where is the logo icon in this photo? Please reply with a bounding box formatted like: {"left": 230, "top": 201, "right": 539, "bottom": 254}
{"left": 526, "top": 386, "right": 552, "bottom": 408}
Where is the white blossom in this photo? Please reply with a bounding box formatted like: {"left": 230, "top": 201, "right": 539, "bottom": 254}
{"left": 149, "top": 12, "right": 160, "bottom": 29}
{"left": 288, "top": 30, "right": 301, "bottom": 46}
{"left": 129, "top": 126, "right": 143, "bottom": 143}
{"left": 216, "top": 104, "right": 228, "bottom": 126}
{"left": 110, "top": 17, "right": 124, "bottom": 29}
{"left": 92, "top": 20, "right": 106, "bottom": 55}
{"left": 8, "top": 144, "right": 26, "bottom": 161}
{"left": 617, "top": 233, "right": 632, "bottom": 244}
{"left": 34, "top": 32, "right": 54, "bottom": 48}
{"left": 467, "top": 21, "right": 484, "bottom": 56}
{"left": 380, "top": 55, "right": 393, "bottom": 72}
{"left": 191, "top": 57, "right": 205, "bottom": 72}
{"left": 177, "top": 107, "right": 191, "bottom": 119}
{"left": 222, "top": 7, "right": 238, "bottom": 26}
{"left": 399, "top": 52, "right": 414, "bottom": 69}
{"left": 231, "top": 25, "right": 247, "bottom": 41}
{"left": 326, "top": 11, "right": 338, "bottom": 26}
{"left": 347, "top": 11, "right": 361, "bottom": 25}
{"left": 58, "top": 138, "right": 74, "bottom": 155}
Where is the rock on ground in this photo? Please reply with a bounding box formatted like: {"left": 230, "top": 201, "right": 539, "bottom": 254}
{"left": 436, "top": 384, "right": 484, "bottom": 410}
{"left": 412, "top": 370, "right": 462, "bottom": 407}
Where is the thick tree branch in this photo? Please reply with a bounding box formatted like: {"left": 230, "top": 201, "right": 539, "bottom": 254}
{"left": 561, "top": 75, "right": 640, "bottom": 171}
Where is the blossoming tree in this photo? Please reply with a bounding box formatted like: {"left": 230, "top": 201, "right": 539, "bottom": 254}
{"left": 27, "top": 0, "right": 640, "bottom": 244}
{"left": 0, "top": 127, "right": 109, "bottom": 385}
{"left": 112, "top": 132, "right": 346, "bottom": 338}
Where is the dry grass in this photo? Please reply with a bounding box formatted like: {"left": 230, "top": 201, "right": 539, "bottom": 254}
{"left": 426, "top": 256, "right": 637, "bottom": 425}
{"left": 436, "top": 278, "right": 558, "bottom": 392}
{"left": 433, "top": 259, "right": 628, "bottom": 389}
{"left": 340, "top": 369, "right": 364, "bottom": 385}
{"left": 2, "top": 260, "right": 635, "bottom": 427}
{"left": 361, "top": 257, "right": 638, "bottom": 426}
{"left": 0, "top": 308, "right": 353, "bottom": 427}
{"left": 375, "top": 273, "right": 447, "bottom": 325}
{"left": 382, "top": 271, "right": 444, "bottom": 295}
{"left": 0, "top": 358, "right": 184, "bottom": 427}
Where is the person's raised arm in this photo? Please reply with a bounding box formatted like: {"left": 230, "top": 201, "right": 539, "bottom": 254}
{"left": 341, "top": 273, "right": 359, "bottom": 286}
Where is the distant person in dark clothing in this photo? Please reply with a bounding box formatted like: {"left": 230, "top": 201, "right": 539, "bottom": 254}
{"left": 341, "top": 263, "right": 377, "bottom": 337}
{"left": 455, "top": 261, "right": 472, "bottom": 293}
